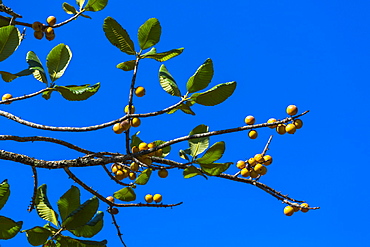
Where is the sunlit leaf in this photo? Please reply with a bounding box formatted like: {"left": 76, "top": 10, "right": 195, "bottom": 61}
{"left": 0, "top": 179, "right": 10, "bottom": 210}
{"left": 179, "top": 101, "right": 196, "bottom": 115}
{"left": 116, "top": 60, "right": 136, "bottom": 71}
{"left": 130, "top": 131, "right": 143, "bottom": 149}
{"left": 195, "top": 141, "right": 225, "bottom": 164}
{"left": 143, "top": 48, "right": 184, "bottom": 62}
{"left": 201, "top": 162, "right": 232, "bottom": 176}
{"left": 135, "top": 168, "right": 152, "bottom": 185}
{"left": 35, "top": 184, "right": 59, "bottom": 227}
{"left": 103, "top": 17, "right": 135, "bottom": 55}
{"left": 179, "top": 149, "right": 190, "bottom": 161}
{"left": 47, "top": 44, "right": 72, "bottom": 82}
{"left": 23, "top": 226, "right": 52, "bottom": 246}
{"left": 183, "top": 165, "right": 203, "bottom": 179}
{"left": 62, "top": 197, "right": 99, "bottom": 230}
{"left": 76, "top": 0, "right": 85, "bottom": 9}
{"left": 138, "top": 18, "right": 161, "bottom": 50}
{"left": 186, "top": 58, "right": 213, "bottom": 93}
{"left": 188, "top": 124, "right": 209, "bottom": 157}
{"left": 0, "top": 216, "right": 22, "bottom": 240}
{"left": 191, "top": 81, "right": 236, "bottom": 106}
{"left": 0, "top": 25, "right": 21, "bottom": 62}
{"left": 159, "top": 64, "right": 181, "bottom": 97}
{"left": 0, "top": 69, "right": 33, "bottom": 82}
{"left": 152, "top": 140, "right": 171, "bottom": 157}
{"left": 26, "top": 51, "right": 48, "bottom": 84}
{"left": 70, "top": 211, "right": 103, "bottom": 238}
{"left": 62, "top": 2, "right": 78, "bottom": 14}
{"left": 57, "top": 185, "right": 80, "bottom": 222}
{"left": 46, "top": 83, "right": 100, "bottom": 101}
{"left": 84, "top": 0, "right": 107, "bottom": 11}
{"left": 114, "top": 187, "right": 136, "bottom": 202}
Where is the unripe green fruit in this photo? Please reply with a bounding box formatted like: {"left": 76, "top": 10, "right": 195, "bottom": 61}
{"left": 158, "top": 169, "right": 168, "bottom": 178}
{"left": 32, "top": 21, "right": 44, "bottom": 31}
{"left": 34, "top": 31, "right": 44, "bottom": 40}
{"left": 249, "top": 170, "right": 259, "bottom": 178}
{"left": 130, "top": 162, "right": 139, "bottom": 172}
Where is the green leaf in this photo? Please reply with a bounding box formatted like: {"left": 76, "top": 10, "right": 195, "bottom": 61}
{"left": 44, "top": 240, "right": 57, "bottom": 247}
{"left": 189, "top": 124, "right": 209, "bottom": 157}
{"left": 186, "top": 58, "right": 214, "bottom": 93}
{"left": 81, "top": 13, "right": 92, "bottom": 19}
{"left": 0, "top": 216, "right": 22, "bottom": 240}
{"left": 42, "top": 90, "right": 52, "bottom": 100}
{"left": 56, "top": 236, "right": 107, "bottom": 247}
{"left": 152, "top": 140, "right": 171, "bottom": 157}
{"left": 179, "top": 149, "right": 190, "bottom": 161}
{"left": 76, "top": 0, "right": 85, "bottom": 9}
{"left": 201, "top": 162, "right": 232, "bottom": 176}
{"left": 143, "top": 48, "right": 184, "bottom": 62}
{"left": 62, "top": 197, "right": 99, "bottom": 230}
{"left": 116, "top": 60, "right": 136, "bottom": 71}
{"left": 179, "top": 101, "right": 196, "bottom": 115}
{"left": 0, "top": 17, "right": 10, "bottom": 27}
{"left": 70, "top": 211, "right": 103, "bottom": 238}
{"left": 35, "top": 184, "right": 59, "bottom": 227}
{"left": 26, "top": 51, "right": 48, "bottom": 84}
{"left": 103, "top": 17, "right": 135, "bottom": 55}
{"left": 195, "top": 141, "right": 225, "bottom": 164}
{"left": 135, "top": 168, "right": 152, "bottom": 185}
{"left": 191, "top": 81, "right": 236, "bottom": 106}
{"left": 23, "top": 226, "right": 52, "bottom": 246}
{"left": 130, "top": 131, "right": 143, "bottom": 149}
{"left": 0, "top": 69, "right": 33, "bottom": 82}
{"left": 0, "top": 179, "right": 10, "bottom": 210}
{"left": 47, "top": 83, "right": 100, "bottom": 101}
{"left": 113, "top": 187, "right": 136, "bottom": 202}
{"left": 183, "top": 165, "right": 203, "bottom": 179}
{"left": 0, "top": 25, "right": 21, "bottom": 62}
{"left": 62, "top": 2, "right": 78, "bottom": 14}
{"left": 138, "top": 18, "right": 161, "bottom": 50}
{"left": 84, "top": 0, "right": 107, "bottom": 11}
{"left": 159, "top": 64, "right": 181, "bottom": 97}
{"left": 57, "top": 185, "right": 81, "bottom": 222}
{"left": 47, "top": 44, "right": 72, "bottom": 82}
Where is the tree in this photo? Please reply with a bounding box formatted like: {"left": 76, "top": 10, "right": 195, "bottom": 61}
{"left": 0, "top": 0, "right": 319, "bottom": 246}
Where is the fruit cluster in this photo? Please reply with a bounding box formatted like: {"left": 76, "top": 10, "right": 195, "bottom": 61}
{"left": 32, "top": 16, "right": 57, "bottom": 41}
{"left": 111, "top": 163, "right": 137, "bottom": 181}
{"left": 236, "top": 153, "right": 272, "bottom": 179}
{"left": 283, "top": 203, "right": 309, "bottom": 216}
{"left": 1, "top": 93, "right": 12, "bottom": 104}
{"left": 145, "top": 194, "right": 162, "bottom": 203}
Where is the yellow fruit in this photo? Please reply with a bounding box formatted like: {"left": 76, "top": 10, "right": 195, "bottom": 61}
{"left": 2, "top": 93, "right": 12, "bottom": 104}
{"left": 130, "top": 117, "right": 141, "bottom": 127}
{"left": 112, "top": 123, "right": 124, "bottom": 134}
{"left": 138, "top": 142, "right": 148, "bottom": 151}
{"left": 276, "top": 124, "right": 286, "bottom": 135}
{"left": 34, "top": 31, "right": 44, "bottom": 40}
{"left": 46, "top": 16, "right": 57, "bottom": 26}
{"left": 254, "top": 164, "right": 267, "bottom": 175}
{"left": 111, "top": 163, "right": 122, "bottom": 173}
{"left": 145, "top": 194, "right": 153, "bottom": 203}
{"left": 115, "top": 169, "right": 128, "bottom": 180}
{"left": 130, "top": 162, "right": 139, "bottom": 172}
{"left": 284, "top": 206, "right": 295, "bottom": 216}
{"left": 155, "top": 149, "right": 163, "bottom": 157}
{"left": 244, "top": 115, "right": 255, "bottom": 125}
{"left": 45, "top": 27, "right": 55, "bottom": 41}
{"left": 249, "top": 170, "right": 259, "bottom": 178}
{"left": 248, "top": 157, "right": 257, "bottom": 167}
{"left": 293, "top": 206, "right": 300, "bottom": 212}
{"left": 236, "top": 160, "right": 246, "bottom": 169}
{"left": 263, "top": 155, "right": 273, "bottom": 166}
{"left": 158, "top": 169, "right": 168, "bottom": 178}
{"left": 286, "top": 123, "right": 297, "bottom": 134}
{"left": 106, "top": 196, "right": 114, "bottom": 203}
{"left": 128, "top": 172, "right": 136, "bottom": 180}
{"left": 148, "top": 143, "right": 156, "bottom": 149}
{"left": 240, "top": 168, "right": 250, "bottom": 177}
{"left": 254, "top": 154, "right": 265, "bottom": 163}
{"left": 124, "top": 105, "right": 135, "bottom": 114}
{"left": 153, "top": 194, "right": 162, "bottom": 203}
{"left": 131, "top": 146, "right": 139, "bottom": 153}
{"left": 248, "top": 130, "right": 258, "bottom": 139}
{"left": 138, "top": 155, "right": 152, "bottom": 165}
{"left": 286, "top": 105, "right": 298, "bottom": 116}
{"left": 32, "top": 21, "right": 44, "bottom": 31}
{"left": 135, "top": 86, "right": 146, "bottom": 97}
{"left": 300, "top": 203, "right": 309, "bottom": 213}
{"left": 109, "top": 207, "right": 119, "bottom": 214}
{"left": 294, "top": 119, "right": 303, "bottom": 129}
{"left": 267, "top": 118, "right": 277, "bottom": 129}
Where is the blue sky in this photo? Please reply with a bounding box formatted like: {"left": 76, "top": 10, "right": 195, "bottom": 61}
{"left": 1, "top": 0, "right": 370, "bottom": 246}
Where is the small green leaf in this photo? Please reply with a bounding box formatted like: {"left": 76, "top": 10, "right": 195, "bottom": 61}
{"left": 47, "top": 83, "right": 100, "bottom": 101}
{"left": 189, "top": 124, "right": 209, "bottom": 157}
{"left": 62, "top": 197, "right": 99, "bottom": 230}
{"left": 201, "top": 162, "right": 232, "bottom": 176}
{"left": 76, "top": 0, "right": 85, "bottom": 9}
{"left": 43, "top": 240, "right": 57, "bottom": 247}
{"left": 183, "top": 165, "right": 203, "bottom": 179}
{"left": 0, "top": 216, "right": 22, "bottom": 240}
{"left": 186, "top": 58, "right": 214, "bottom": 93}
{"left": 23, "top": 226, "right": 52, "bottom": 246}
{"left": 26, "top": 51, "right": 48, "bottom": 84}
{"left": 81, "top": 13, "right": 92, "bottom": 19}
{"left": 130, "top": 131, "right": 143, "bottom": 149}
{"left": 179, "top": 101, "right": 196, "bottom": 115}
{"left": 116, "top": 60, "right": 136, "bottom": 71}
{"left": 179, "top": 149, "right": 190, "bottom": 161}
{"left": 0, "top": 25, "right": 21, "bottom": 62}
{"left": 195, "top": 141, "right": 225, "bottom": 164}
{"left": 0, "top": 69, "right": 33, "bottom": 82}
{"left": 0, "top": 17, "right": 10, "bottom": 27}
{"left": 152, "top": 140, "right": 171, "bottom": 157}
{"left": 114, "top": 187, "right": 136, "bottom": 202}
{"left": 135, "top": 168, "right": 152, "bottom": 185}
{"left": 84, "top": 0, "right": 107, "bottom": 11}
{"left": 57, "top": 185, "right": 81, "bottom": 222}
{"left": 191, "top": 81, "right": 236, "bottom": 106}
{"left": 70, "top": 211, "right": 103, "bottom": 238}
{"left": 103, "top": 17, "right": 135, "bottom": 55}
{"left": 0, "top": 179, "right": 10, "bottom": 210}
{"left": 159, "top": 64, "right": 181, "bottom": 97}
{"left": 143, "top": 48, "right": 184, "bottom": 62}
{"left": 141, "top": 47, "right": 157, "bottom": 56}
{"left": 42, "top": 90, "right": 52, "bottom": 100}
{"left": 35, "top": 184, "right": 59, "bottom": 227}
{"left": 56, "top": 236, "right": 107, "bottom": 247}
{"left": 138, "top": 18, "right": 161, "bottom": 50}
{"left": 47, "top": 44, "right": 72, "bottom": 82}
{"left": 62, "top": 2, "right": 78, "bottom": 14}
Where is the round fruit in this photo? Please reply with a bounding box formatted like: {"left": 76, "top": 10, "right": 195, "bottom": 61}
{"left": 240, "top": 168, "right": 250, "bottom": 177}
{"left": 130, "top": 162, "right": 139, "bottom": 172}
{"left": 254, "top": 154, "right": 265, "bottom": 163}
{"left": 124, "top": 105, "right": 135, "bottom": 114}
{"left": 254, "top": 164, "right": 267, "bottom": 175}
{"left": 293, "top": 206, "right": 300, "bottom": 212}
{"left": 148, "top": 143, "right": 156, "bottom": 149}
{"left": 109, "top": 207, "right": 119, "bottom": 215}
{"left": 284, "top": 206, "right": 295, "bottom": 216}
{"left": 106, "top": 196, "right": 114, "bottom": 203}
{"left": 155, "top": 149, "right": 163, "bottom": 157}
{"left": 120, "top": 120, "right": 130, "bottom": 131}
{"left": 294, "top": 119, "right": 303, "bottom": 129}
{"left": 45, "top": 27, "right": 55, "bottom": 39}
{"left": 285, "top": 123, "right": 297, "bottom": 134}
{"left": 263, "top": 155, "right": 273, "bottom": 166}
{"left": 145, "top": 194, "right": 153, "bottom": 203}
{"left": 153, "top": 194, "right": 162, "bottom": 203}
{"left": 276, "top": 124, "right": 286, "bottom": 135}
{"left": 130, "top": 117, "right": 141, "bottom": 127}
{"left": 113, "top": 123, "right": 124, "bottom": 134}
{"left": 131, "top": 146, "right": 139, "bottom": 153}
{"left": 267, "top": 118, "right": 277, "bottom": 129}
{"left": 32, "top": 21, "right": 44, "bottom": 31}
{"left": 249, "top": 170, "right": 259, "bottom": 178}
{"left": 236, "top": 160, "right": 246, "bottom": 169}
{"left": 248, "top": 157, "right": 257, "bottom": 167}
{"left": 111, "top": 163, "right": 122, "bottom": 173}
{"left": 286, "top": 105, "right": 298, "bottom": 116}
{"left": 138, "top": 142, "right": 148, "bottom": 151}
{"left": 128, "top": 172, "right": 136, "bottom": 180}
{"left": 45, "top": 33, "right": 55, "bottom": 41}
{"left": 300, "top": 203, "right": 309, "bottom": 213}
{"left": 115, "top": 169, "right": 128, "bottom": 180}
{"left": 158, "top": 169, "right": 168, "bottom": 178}
{"left": 135, "top": 86, "right": 146, "bottom": 97}
{"left": 46, "top": 16, "right": 57, "bottom": 26}
{"left": 244, "top": 115, "right": 255, "bottom": 125}
{"left": 248, "top": 130, "right": 258, "bottom": 139}
{"left": 34, "top": 31, "right": 44, "bottom": 40}
{"left": 2, "top": 93, "right": 12, "bottom": 104}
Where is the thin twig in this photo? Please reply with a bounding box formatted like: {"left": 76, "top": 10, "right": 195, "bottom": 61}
{"left": 0, "top": 88, "right": 49, "bottom": 105}
{"left": 109, "top": 207, "right": 127, "bottom": 247}
{"left": 28, "top": 166, "right": 38, "bottom": 212}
